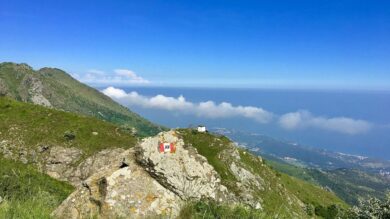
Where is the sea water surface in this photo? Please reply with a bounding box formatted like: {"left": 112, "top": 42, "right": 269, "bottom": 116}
{"left": 101, "top": 86, "right": 390, "bottom": 160}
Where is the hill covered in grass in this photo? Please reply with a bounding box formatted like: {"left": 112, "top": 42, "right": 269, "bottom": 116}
{"left": 0, "top": 97, "right": 137, "bottom": 159}
{"left": 0, "top": 62, "right": 164, "bottom": 136}
{"left": 178, "top": 129, "right": 348, "bottom": 218}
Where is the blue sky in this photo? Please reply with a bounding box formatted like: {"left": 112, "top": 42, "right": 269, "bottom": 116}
{"left": 1, "top": 0, "right": 389, "bottom": 89}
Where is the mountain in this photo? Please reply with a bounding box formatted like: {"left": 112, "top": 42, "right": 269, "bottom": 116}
{"left": 0, "top": 62, "right": 164, "bottom": 136}
{"left": 0, "top": 97, "right": 347, "bottom": 218}
{"left": 213, "top": 128, "right": 390, "bottom": 205}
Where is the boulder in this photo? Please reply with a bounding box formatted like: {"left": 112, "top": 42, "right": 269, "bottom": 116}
{"left": 135, "top": 131, "right": 231, "bottom": 202}
{"left": 53, "top": 149, "right": 182, "bottom": 219}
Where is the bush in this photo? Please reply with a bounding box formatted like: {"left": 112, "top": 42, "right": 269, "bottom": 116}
{"left": 63, "top": 130, "right": 76, "bottom": 140}
{"left": 347, "top": 193, "right": 390, "bottom": 219}
{"left": 314, "top": 204, "right": 342, "bottom": 219}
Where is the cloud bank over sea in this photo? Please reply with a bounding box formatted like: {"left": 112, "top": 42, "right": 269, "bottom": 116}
{"left": 102, "top": 86, "right": 372, "bottom": 135}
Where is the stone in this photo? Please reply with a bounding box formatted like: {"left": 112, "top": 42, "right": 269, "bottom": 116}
{"left": 53, "top": 149, "right": 182, "bottom": 219}
{"left": 43, "top": 146, "right": 82, "bottom": 181}
{"left": 135, "top": 131, "right": 231, "bottom": 202}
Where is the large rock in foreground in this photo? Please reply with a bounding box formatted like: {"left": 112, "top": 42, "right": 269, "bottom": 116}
{"left": 135, "top": 131, "right": 232, "bottom": 202}
{"left": 53, "top": 149, "right": 182, "bottom": 219}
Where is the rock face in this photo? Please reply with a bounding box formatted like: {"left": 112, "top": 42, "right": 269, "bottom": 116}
{"left": 43, "top": 146, "right": 83, "bottom": 180}
{"left": 0, "top": 78, "right": 9, "bottom": 96}
{"left": 229, "top": 161, "right": 264, "bottom": 209}
{"left": 135, "top": 131, "right": 231, "bottom": 202}
{"left": 0, "top": 140, "right": 134, "bottom": 186}
{"left": 21, "top": 75, "right": 52, "bottom": 107}
{"left": 42, "top": 147, "right": 134, "bottom": 186}
{"left": 53, "top": 149, "right": 183, "bottom": 219}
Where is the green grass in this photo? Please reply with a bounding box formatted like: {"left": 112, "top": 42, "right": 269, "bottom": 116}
{"left": 178, "top": 201, "right": 265, "bottom": 219}
{"left": 0, "top": 156, "right": 74, "bottom": 219}
{"left": 266, "top": 159, "right": 317, "bottom": 183}
{"left": 0, "top": 97, "right": 137, "bottom": 159}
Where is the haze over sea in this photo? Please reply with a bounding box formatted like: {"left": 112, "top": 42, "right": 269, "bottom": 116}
{"left": 98, "top": 86, "right": 390, "bottom": 160}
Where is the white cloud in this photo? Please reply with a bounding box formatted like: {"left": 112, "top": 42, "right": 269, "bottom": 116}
{"left": 102, "top": 87, "right": 273, "bottom": 123}
{"left": 74, "top": 69, "right": 150, "bottom": 85}
{"left": 102, "top": 87, "right": 373, "bottom": 135}
{"left": 101, "top": 86, "right": 127, "bottom": 98}
{"left": 114, "top": 69, "right": 149, "bottom": 83}
{"left": 279, "top": 110, "right": 371, "bottom": 135}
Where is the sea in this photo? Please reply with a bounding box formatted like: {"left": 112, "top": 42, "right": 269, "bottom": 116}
{"left": 99, "top": 86, "right": 390, "bottom": 160}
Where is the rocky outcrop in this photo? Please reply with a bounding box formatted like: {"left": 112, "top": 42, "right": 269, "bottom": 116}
{"left": 135, "top": 131, "right": 232, "bottom": 202}
{"left": 43, "top": 146, "right": 83, "bottom": 180}
{"left": 230, "top": 162, "right": 264, "bottom": 209}
{"left": 0, "top": 140, "right": 133, "bottom": 186}
{"left": 21, "top": 75, "right": 52, "bottom": 107}
{"left": 53, "top": 149, "right": 183, "bottom": 219}
{"left": 0, "top": 78, "right": 9, "bottom": 96}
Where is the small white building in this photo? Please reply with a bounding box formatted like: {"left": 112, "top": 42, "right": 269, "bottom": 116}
{"left": 197, "top": 125, "right": 206, "bottom": 133}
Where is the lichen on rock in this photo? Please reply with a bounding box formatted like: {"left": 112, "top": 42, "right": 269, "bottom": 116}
{"left": 135, "top": 131, "right": 231, "bottom": 202}
{"left": 53, "top": 148, "right": 183, "bottom": 219}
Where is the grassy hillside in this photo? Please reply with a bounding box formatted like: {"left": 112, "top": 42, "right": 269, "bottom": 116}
{"left": 178, "top": 129, "right": 347, "bottom": 218}
{"left": 0, "top": 156, "right": 74, "bottom": 218}
{"left": 0, "top": 62, "right": 164, "bottom": 136}
{"left": 267, "top": 159, "right": 390, "bottom": 205}
{"left": 0, "top": 97, "right": 137, "bottom": 160}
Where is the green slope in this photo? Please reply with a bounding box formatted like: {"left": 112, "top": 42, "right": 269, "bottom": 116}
{"left": 0, "top": 156, "right": 74, "bottom": 218}
{"left": 0, "top": 62, "right": 164, "bottom": 137}
{"left": 267, "top": 159, "right": 390, "bottom": 205}
{"left": 0, "top": 97, "right": 137, "bottom": 160}
{"left": 178, "top": 129, "right": 347, "bottom": 218}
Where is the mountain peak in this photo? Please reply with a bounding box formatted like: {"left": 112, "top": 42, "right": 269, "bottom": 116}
{"left": 0, "top": 62, "right": 164, "bottom": 136}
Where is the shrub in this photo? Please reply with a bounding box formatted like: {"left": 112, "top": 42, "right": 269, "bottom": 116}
{"left": 63, "top": 130, "right": 76, "bottom": 140}
{"left": 347, "top": 193, "right": 390, "bottom": 219}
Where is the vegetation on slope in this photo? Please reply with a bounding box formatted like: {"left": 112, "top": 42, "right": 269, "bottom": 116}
{"left": 0, "top": 62, "right": 164, "bottom": 136}
{"left": 0, "top": 97, "right": 137, "bottom": 159}
{"left": 178, "top": 129, "right": 347, "bottom": 218}
{"left": 267, "top": 158, "right": 390, "bottom": 205}
{"left": 0, "top": 156, "right": 74, "bottom": 219}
